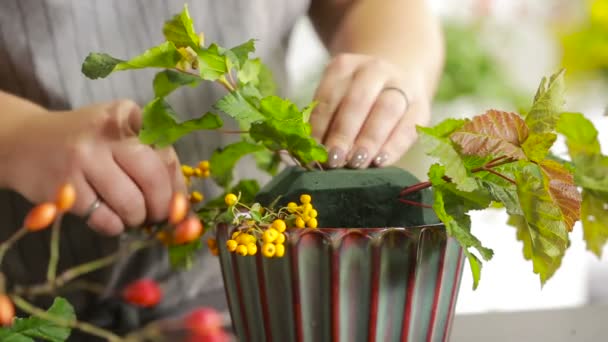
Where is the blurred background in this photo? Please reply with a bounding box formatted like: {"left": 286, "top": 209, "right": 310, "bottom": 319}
{"left": 284, "top": 0, "right": 608, "bottom": 315}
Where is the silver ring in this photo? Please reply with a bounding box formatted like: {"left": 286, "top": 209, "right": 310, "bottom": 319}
{"left": 83, "top": 198, "right": 101, "bottom": 221}
{"left": 383, "top": 86, "right": 410, "bottom": 110}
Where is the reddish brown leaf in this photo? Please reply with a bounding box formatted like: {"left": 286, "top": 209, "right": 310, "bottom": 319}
{"left": 450, "top": 110, "right": 529, "bottom": 160}
{"left": 540, "top": 160, "right": 582, "bottom": 231}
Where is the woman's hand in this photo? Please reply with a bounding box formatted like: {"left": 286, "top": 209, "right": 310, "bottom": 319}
{"left": 310, "top": 53, "right": 432, "bottom": 169}
{"left": 4, "top": 100, "right": 185, "bottom": 236}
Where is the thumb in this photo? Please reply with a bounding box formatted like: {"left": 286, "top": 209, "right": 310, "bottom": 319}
{"left": 102, "top": 99, "right": 143, "bottom": 139}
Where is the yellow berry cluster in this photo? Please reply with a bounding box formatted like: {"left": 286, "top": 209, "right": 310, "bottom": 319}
{"left": 181, "top": 160, "right": 211, "bottom": 204}
{"left": 287, "top": 194, "right": 318, "bottom": 229}
{"left": 225, "top": 219, "right": 287, "bottom": 258}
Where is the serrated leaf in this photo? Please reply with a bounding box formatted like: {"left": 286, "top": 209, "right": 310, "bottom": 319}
{"left": 509, "top": 214, "right": 533, "bottom": 260}
{"left": 238, "top": 59, "right": 261, "bottom": 86}
{"left": 153, "top": 70, "right": 200, "bottom": 97}
{"left": 210, "top": 141, "right": 264, "bottom": 188}
{"left": 82, "top": 42, "right": 182, "bottom": 79}
{"left": 419, "top": 118, "right": 467, "bottom": 138}
{"left": 450, "top": 109, "right": 529, "bottom": 160}
{"left": 525, "top": 70, "right": 566, "bottom": 135}
{"left": 539, "top": 159, "right": 581, "bottom": 231}
{"left": 249, "top": 96, "right": 328, "bottom": 165}
{"left": 432, "top": 186, "right": 493, "bottom": 289}
{"left": 481, "top": 180, "right": 522, "bottom": 215}
{"left": 581, "top": 190, "right": 608, "bottom": 257}
{"left": 163, "top": 4, "right": 200, "bottom": 50}
{"left": 227, "top": 39, "right": 256, "bottom": 69}
{"left": 573, "top": 154, "right": 608, "bottom": 192}
{"left": 214, "top": 85, "right": 264, "bottom": 128}
{"left": 197, "top": 44, "right": 228, "bottom": 81}
{"left": 522, "top": 132, "right": 557, "bottom": 162}
{"left": 139, "top": 98, "right": 223, "bottom": 147}
{"left": 257, "top": 62, "right": 277, "bottom": 97}
{"left": 169, "top": 240, "right": 202, "bottom": 269}
{"left": 418, "top": 126, "right": 478, "bottom": 192}
{"left": 253, "top": 150, "right": 281, "bottom": 176}
{"left": 515, "top": 162, "right": 570, "bottom": 285}
{"left": 556, "top": 112, "right": 602, "bottom": 156}
{"left": 0, "top": 298, "right": 75, "bottom": 342}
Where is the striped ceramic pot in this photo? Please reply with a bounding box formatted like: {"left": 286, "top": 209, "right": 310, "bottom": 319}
{"left": 216, "top": 223, "right": 464, "bottom": 342}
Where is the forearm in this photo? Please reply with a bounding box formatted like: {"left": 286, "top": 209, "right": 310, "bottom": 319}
{"left": 309, "top": 0, "right": 445, "bottom": 97}
{"left": 0, "top": 91, "right": 47, "bottom": 188}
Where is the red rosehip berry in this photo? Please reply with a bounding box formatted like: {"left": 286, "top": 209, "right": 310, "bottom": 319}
{"left": 173, "top": 216, "right": 203, "bottom": 245}
{"left": 185, "top": 307, "right": 224, "bottom": 336}
{"left": 121, "top": 279, "right": 162, "bottom": 308}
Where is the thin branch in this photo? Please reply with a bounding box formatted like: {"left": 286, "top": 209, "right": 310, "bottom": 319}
{"left": 0, "top": 227, "right": 27, "bottom": 265}
{"left": 14, "top": 239, "right": 154, "bottom": 298}
{"left": 218, "top": 129, "right": 249, "bottom": 134}
{"left": 47, "top": 215, "right": 63, "bottom": 283}
{"left": 482, "top": 167, "right": 517, "bottom": 185}
{"left": 399, "top": 181, "right": 432, "bottom": 196}
{"left": 398, "top": 198, "right": 432, "bottom": 209}
{"left": 11, "top": 295, "right": 123, "bottom": 342}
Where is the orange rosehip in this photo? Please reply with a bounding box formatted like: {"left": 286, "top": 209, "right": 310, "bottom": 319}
{"left": 24, "top": 203, "right": 58, "bottom": 231}
{"left": 0, "top": 295, "right": 14, "bottom": 326}
{"left": 55, "top": 183, "right": 76, "bottom": 212}
{"left": 122, "top": 279, "right": 162, "bottom": 308}
{"left": 169, "top": 192, "right": 189, "bottom": 225}
{"left": 173, "top": 217, "right": 204, "bottom": 245}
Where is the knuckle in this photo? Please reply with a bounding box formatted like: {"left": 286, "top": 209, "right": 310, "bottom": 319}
{"left": 114, "top": 191, "right": 145, "bottom": 226}
{"left": 328, "top": 54, "right": 352, "bottom": 73}
{"left": 375, "top": 92, "right": 405, "bottom": 114}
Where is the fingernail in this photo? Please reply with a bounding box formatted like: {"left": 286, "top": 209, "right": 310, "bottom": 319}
{"left": 327, "top": 147, "right": 346, "bottom": 168}
{"left": 373, "top": 152, "right": 389, "bottom": 167}
{"left": 348, "top": 147, "right": 368, "bottom": 168}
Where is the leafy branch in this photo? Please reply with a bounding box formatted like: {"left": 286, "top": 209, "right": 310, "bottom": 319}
{"left": 398, "top": 69, "right": 607, "bottom": 289}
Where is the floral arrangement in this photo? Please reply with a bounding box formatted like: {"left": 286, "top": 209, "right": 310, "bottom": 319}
{"left": 0, "top": 4, "right": 607, "bottom": 341}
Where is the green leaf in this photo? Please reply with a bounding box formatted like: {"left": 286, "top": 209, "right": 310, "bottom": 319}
{"left": 525, "top": 69, "right": 566, "bottom": 135}
{"left": 581, "top": 190, "right": 608, "bottom": 257}
{"left": 197, "top": 44, "right": 228, "bottom": 81}
{"left": 257, "top": 62, "right": 277, "bottom": 97}
{"left": 556, "top": 112, "right": 602, "bottom": 156}
{"left": 509, "top": 214, "right": 533, "bottom": 260}
{"left": 573, "top": 154, "right": 608, "bottom": 192}
{"left": 210, "top": 141, "right": 264, "bottom": 188}
{"left": 82, "top": 42, "right": 182, "bottom": 79}
{"left": 81, "top": 53, "right": 124, "bottom": 79}
{"left": 432, "top": 185, "right": 493, "bottom": 289}
{"left": 539, "top": 159, "right": 581, "bottom": 231}
{"left": 419, "top": 118, "right": 467, "bottom": 138}
{"left": 168, "top": 239, "right": 202, "bottom": 269}
{"left": 418, "top": 124, "right": 478, "bottom": 192}
{"left": 481, "top": 180, "right": 522, "bottom": 215}
{"left": 227, "top": 39, "right": 256, "bottom": 69}
{"left": 139, "top": 98, "right": 223, "bottom": 147}
{"left": 0, "top": 298, "right": 75, "bottom": 342}
{"left": 450, "top": 110, "right": 529, "bottom": 160}
{"left": 214, "top": 85, "right": 265, "bottom": 128}
{"left": 515, "top": 161, "right": 570, "bottom": 285}
{"left": 253, "top": 150, "right": 281, "bottom": 176}
{"left": 522, "top": 132, "right": 557, "bottom": 162}
{"left": 153, "top": 70, "right": 200, "bottom": 98}
{"left": 163, "top": 4, "right": 200, "bottom": 50}
{"left": 249, "top": 96, "right": 328, "bottom": 165}
{"left": 238, "top": 59, "right": 261, "bottom": 85}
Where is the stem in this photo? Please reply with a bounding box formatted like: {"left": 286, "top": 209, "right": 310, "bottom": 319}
{"left": 399, "top": 181, "right": 432, "bottom": 197}
{"left": 15, "top": 240, "right": 153, "bottom": 298}
{"left": 398, "top": 199, "right": 432, "bottom": 209}
{"left": 11, "top": 295, "right": 123, "bottom": 342}
{"left": 219, "top": 129, "right": 249, "bottom": 134}
{"left": 482, "top": 167, "right": 516, "bottom": 185}
{"left": 47, "top": 214, "right": 63, "bottom": 283}
{"left": 217, "top": 77, "right": 235, "bottom": 92}
{"left": 0, "top": 227, "right": 27, "bottom": 266}
{"left": 227, "top": 70, "right": 237, "bottom": 89}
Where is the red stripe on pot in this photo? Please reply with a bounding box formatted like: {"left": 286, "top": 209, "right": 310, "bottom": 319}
{"left": 368, "top": 240, "right": 381, "bottom": 342}
{"left": 290, "top": 237, "right": 304, "bottom": 342}
{"left": 426, "top": 238, "right": 447, "bottom": 342}
{"left": 231, "top": 252, "right": 251, "bottom": 341}
{"left": 443, "top": 247, "right": 464, "bottom": 342}
{"left": 255, "top": 251, "right": 273, "bottom": 342}
{"left": 400, "top": 247, "right": 417, "bottom": 341}
{"left": 331, "top": 236, "right": 341, "bottom": 342}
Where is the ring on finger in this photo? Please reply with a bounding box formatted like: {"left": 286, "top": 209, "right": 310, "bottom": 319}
{"left": 83, "top": 198, "right": 102, "bottom": 221}
{"left": 382, "top": 86, "right": 410, "bottom": 111}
